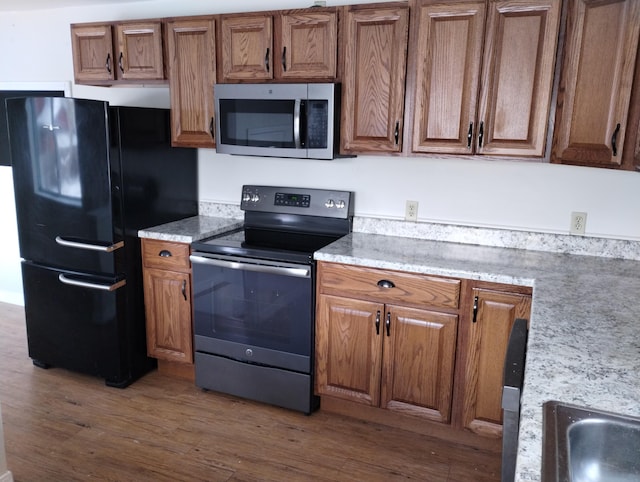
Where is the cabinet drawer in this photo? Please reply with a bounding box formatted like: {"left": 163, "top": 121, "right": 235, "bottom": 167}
{"left": 142, "top": 239, "right": 190, "bottom": 271}
{"left": 318, "top": 262, "right": 460, "bottom": 309}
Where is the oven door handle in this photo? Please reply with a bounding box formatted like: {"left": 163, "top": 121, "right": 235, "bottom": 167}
{"left": 190, "top": 254, "right": 311, "bottom": 279}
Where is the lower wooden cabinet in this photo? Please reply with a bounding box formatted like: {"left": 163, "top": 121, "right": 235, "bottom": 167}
{"left": 141, "top": 239, "right": 193, "bottom": 365}
{"left": 457, "top": 286, "right": 532, "bottom": 438}
{"left": 316, "top": 262, "right": 460, "bottom": 424}
{"left": 315, "top": 261, "right": 532, "bottom": 441}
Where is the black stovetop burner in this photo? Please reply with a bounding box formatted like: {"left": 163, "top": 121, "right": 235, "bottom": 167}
{"left": 191, "top": 185, "right": 354, "bottom": 264}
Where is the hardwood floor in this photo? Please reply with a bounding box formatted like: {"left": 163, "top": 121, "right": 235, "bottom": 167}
{"left": 0, "top": 302, "right": 500, "bottom": 481}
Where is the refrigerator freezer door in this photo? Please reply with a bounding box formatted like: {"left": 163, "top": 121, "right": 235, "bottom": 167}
{"left": 7, "top": 97, "right": 120, "bottom": 275}
{"left": 20, "top": 261, "right": 140, "bottom": 387}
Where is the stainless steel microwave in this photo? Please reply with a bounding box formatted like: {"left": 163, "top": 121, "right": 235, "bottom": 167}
{"left": 214, "top": 83, "right": 339, "bottom": 160}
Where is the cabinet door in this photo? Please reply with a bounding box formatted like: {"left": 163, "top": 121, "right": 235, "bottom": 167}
{"left": 114, "top": 21, "right": 165, "bottom": 80}
{"left": 461, "top": 288, "right": 531, "bottom": 437}
{"left": 476, "top": 0, "right": 560, "bottom": 156}
{"left": 412, "top": 1, "right": 486, "bottom": 154}
{"left": 411, "top": 0, "right": 560, "bottom": 156}
{"left": 316, "top": 295, "right": 384, "bottom": 406}
{"left": 381, "top": 305, "right": 458, "bottom": 424}
{"left": 167, "top": 18, "right": 217, "bottom": 148}
{"left": 220, "top": 15, "right": 273, "bottom": 81}
{"left": 552, "top": 0, "right": 640, "bottom": 168}
{"left": 341, "top": 5, "right": 409, "bottom": 153}
{"left": 143, "top": 267, "right": 193, "bottom": 364}
{"left": 276, "top": 11, "right": 337, "bottom": 79}
{"left": 70, "top": 24, "right": 115, "bottom": 83}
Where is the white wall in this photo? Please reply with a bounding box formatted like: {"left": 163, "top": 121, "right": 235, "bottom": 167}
{"left": 0, "top": 0, "right": 639, "bottom": 304}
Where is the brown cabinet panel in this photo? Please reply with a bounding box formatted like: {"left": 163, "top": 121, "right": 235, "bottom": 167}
{"left": 220, "top": 15, "right": 273, "bottom": 81}
{"left": 341, "top": 5, "right": 409, "bottom": 153}
{"left": 141, "top": 239, "right": 194, "bottom": 365}
{"left": 115, "top": 21, "right": 165, "bottom": 80}
{"left": 460, "top": 288, "right": 531, "bottom": 438}
{"left": 477, "top": 0, "right": 560, "bottom": 156}
{"left": 412, "top": 1, "right": 485, "bottom": 154}
{"left": 142, "top": 238, "right": 191, "bottom": 271}
{"left": 381, "top": 306, "right": 458, "bottom": 423}
{"left": 70, "top": 23, "right": 115, "bottom": 83}
{"left": 143, "top": 267, "right": 193, "bottom": 364}
{"left": 552, "top": 0, "right": 640, "bottom": 168}
{"left": 316, "top": 295, "right": 384, "bottom": 406}
{"left": 411, "top": 0, "right": 560, "bottom": 157}
{"left": 276, "top": 11, "right": 337, "bottom": 79}
{"left": 319, "top": 262, "right": 460, "bottom": 309}
{"left": 167, "top": 17, "right": 217, "bottom": 148}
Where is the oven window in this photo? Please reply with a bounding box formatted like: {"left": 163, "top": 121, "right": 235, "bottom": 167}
{"left": 219, "top": 99, "right": 295, "bottom": 148}
{"left": 192, "top": 261, "right": 312, "bottom": 356}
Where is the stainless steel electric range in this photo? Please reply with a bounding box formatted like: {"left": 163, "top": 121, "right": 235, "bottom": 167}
{"left": 190, "top": 185, "right": 354, "bottom": 414}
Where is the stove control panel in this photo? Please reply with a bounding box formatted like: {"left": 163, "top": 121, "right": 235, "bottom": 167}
{"left": 241, "top": 185, "right": 354, "bottom": 219}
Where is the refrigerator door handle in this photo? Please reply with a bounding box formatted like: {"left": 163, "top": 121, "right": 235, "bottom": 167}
{"left": 58, "top": 274, "right": 126, "bottom": 292}
{"left": 55, "top": 236, "right": 124, "bottom": 253}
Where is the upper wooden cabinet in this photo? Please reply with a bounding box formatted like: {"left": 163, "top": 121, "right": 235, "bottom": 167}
{"left": 114, "top": 21, "right": 165, "bottom": 81}
{"left": 219, "top": 9, "right": 338, "bottom": 82}
{"left": 166, "top": 17, "right": 217, "bottom": 148}
{"left": 71, "top": 23, "right": 115, "bottom": 83}
{"left": 220, "top": 14, "right": 273, "bottom": 81}
{"left": 71, "top": 20, "right": 165, "bottom": 85}
{"left": 551, "top": 0, "right": 640, "bottom": 169}
{"left": 410, "top": 0, "right": 561, "bottom": 157}
{"left": 340, "top": 4, "right": 410, "bottom": 153}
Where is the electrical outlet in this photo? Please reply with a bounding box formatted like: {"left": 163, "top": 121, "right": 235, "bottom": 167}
{"left": 570, "top": 212, "right": 587, "bottom": 235}
{"left": 405, "top": 200, "right": 418, "bottom": 221}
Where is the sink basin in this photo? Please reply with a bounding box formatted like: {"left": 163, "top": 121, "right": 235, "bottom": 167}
{"left": 542, "top": 401, "right": 640, "bottom": 481}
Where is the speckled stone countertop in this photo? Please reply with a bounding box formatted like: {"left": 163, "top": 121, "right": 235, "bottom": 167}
{"left": 315, "top": 232, "right": 640, "bottom": 482}
{"left": 138, "top": 215, "right": 242, "bottom": 243}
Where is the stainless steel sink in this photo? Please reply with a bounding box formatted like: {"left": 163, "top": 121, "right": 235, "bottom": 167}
{"left": 542, "top": 400, "right": 640, "bottom": 481}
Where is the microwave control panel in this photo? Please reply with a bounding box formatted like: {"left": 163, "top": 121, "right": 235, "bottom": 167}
{"left": 306, "top": 100, "right": 328, "bottom": 149}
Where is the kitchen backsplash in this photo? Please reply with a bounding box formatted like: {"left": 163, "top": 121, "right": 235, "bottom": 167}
{"left": 199, "top": 201, "right": 640, "bottom": 261}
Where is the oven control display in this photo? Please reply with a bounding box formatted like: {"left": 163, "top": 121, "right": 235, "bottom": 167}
{"left": 275, "top": 192, "right": 311, "bottom": 207}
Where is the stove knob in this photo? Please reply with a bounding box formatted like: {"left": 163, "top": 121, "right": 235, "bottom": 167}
{"left": 336, "top": 200, "right": 345, "bottom": 209}
{"left": 325, "top": 199, "right": 335, "bottom": 208}
{"left": 242, "top": 193, "right": 251, "bottom": 202}
{"left": 251, "top": 194, "right": 260, "bottom": 203}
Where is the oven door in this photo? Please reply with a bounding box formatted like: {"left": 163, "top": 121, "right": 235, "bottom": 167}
{"left": 190, "top": 252, "right": 314, "bottom": 373}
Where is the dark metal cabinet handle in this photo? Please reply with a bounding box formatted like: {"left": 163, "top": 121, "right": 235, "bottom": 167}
{"left": 394, "top": 121, "right": 400, "bottom": 145}
{"left": 377, "top": 279, "right": 395, "bottom": 289}
{"left": 467, "top": 122, "right": 473, "bottom": 149}
{"left": 385, "top": 312, "right": 391, "bottom": 336}
{"left": 612, "top": 123, "right": 621, "bottom": 156}
{"left": 209, "top": 117, "right": 215, "bottom": 140}
{"left": 265, "top": 48, "right": 270, "bottom": 72}
{"left": 282, "top": 46, "right": 287, "bottom": 72}
{"left": 478, "top": 122, "right": 484, "bottom": 148}
{"left": 105, "top": 53, "right": 112, "bottom": 74}
{"left": 375, "top": 310, "right": 380, "bottom": 335}
{"left": 472, "top": 295, "right": 479, "bottom": 323}
{"left": 181, "top": 279, "right": 187, "bottom": 301}
{"left": 118, "top": 52, "right": 124, "bottom": 73}
{"left": 159, "top": 250, "right": 172, "bottom": 257}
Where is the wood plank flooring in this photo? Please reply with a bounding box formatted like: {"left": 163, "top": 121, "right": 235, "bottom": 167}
{"left": 0, "top": 302, "right": 500, "bottom": 481}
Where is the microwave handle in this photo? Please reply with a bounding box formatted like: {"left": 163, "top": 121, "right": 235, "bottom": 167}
{"left": 294, "top": 99, "right": 302, "bottom": 149}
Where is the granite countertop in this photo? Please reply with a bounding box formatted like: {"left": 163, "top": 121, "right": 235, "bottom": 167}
{"left": 315, "top": 232, "right": 640, "bottom": 482}
{"left": 138, "top": 215, "right": 242, "bottom": 243}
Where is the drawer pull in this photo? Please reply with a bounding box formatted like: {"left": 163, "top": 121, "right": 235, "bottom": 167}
{"left": 159, "top": 250, "right": 172, "bottom": 258}
{"left": 377, "top": 279, "right": 395, "bottom": 289}
{"left": 181, "top": 279, "right": 187, "bottom": 300}
{"left": 385, "top": 311, "right": 391, "bottom": 336}
{"left": 375, "top": 310, "right": 381, "bottom": 335}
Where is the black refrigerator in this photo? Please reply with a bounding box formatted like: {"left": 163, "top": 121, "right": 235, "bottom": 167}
{"left": 6, "top": 96, "right": 198, "bottom": 387}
